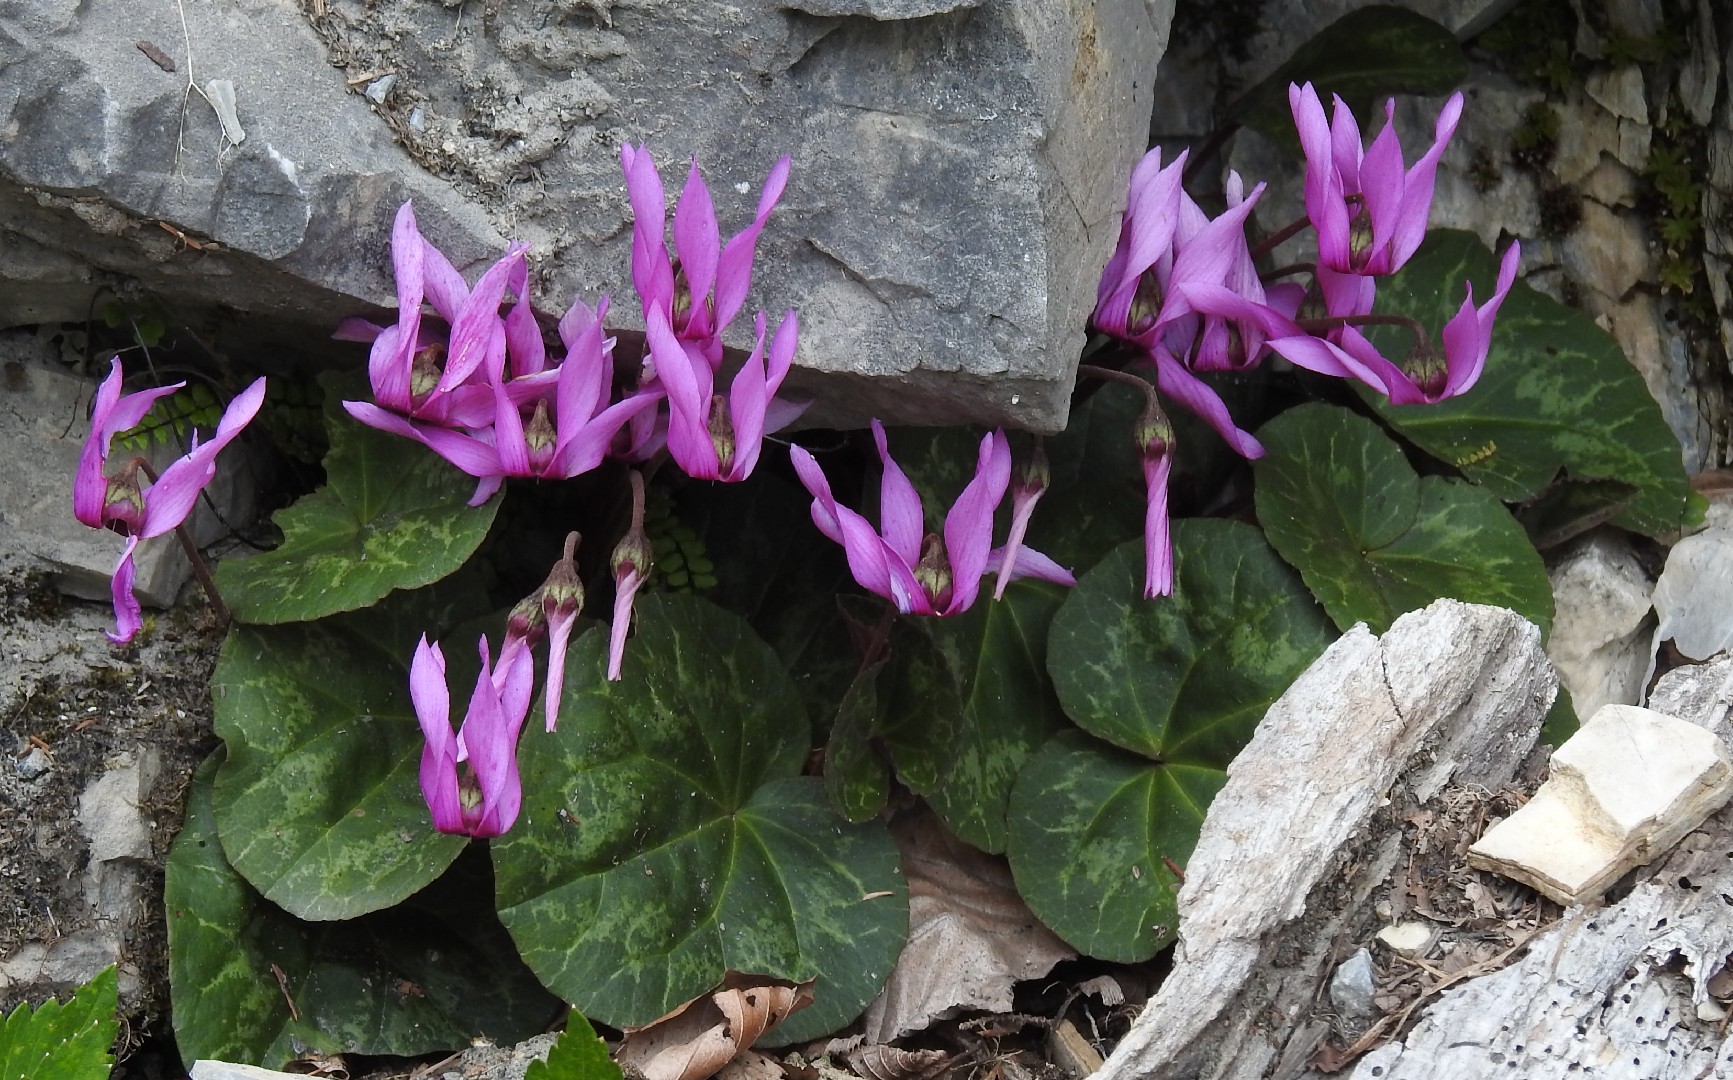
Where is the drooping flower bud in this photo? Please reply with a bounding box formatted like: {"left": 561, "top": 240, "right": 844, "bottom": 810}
{"left": 993, "top": 438, "right": 1050, "bottom": 600}
{"left": 1135, "top": 394, "right": 1177, "bottom": 599}
{"left": 538, "top": 531, "right": 584, "bottom": 731}
{"left": 608, "top": 472, "right": 653, "bottom": 681}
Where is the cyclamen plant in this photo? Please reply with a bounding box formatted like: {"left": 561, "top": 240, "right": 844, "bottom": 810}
{"left": 111, "top": 54, "right": 1690, "bottom": 1066}
{"left": 80, "top": 87, "right": 1511, "bottom": 842}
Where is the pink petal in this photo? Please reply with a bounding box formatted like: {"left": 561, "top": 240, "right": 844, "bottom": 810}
{"left": 672, "top": 159, "right": 721, "bottom": 336}
{"left": 1142, "top": 452, "right": 1175, "bottom": 598}
{"left": 790, "top": 444, "right": 902, "bottom": 604}
{"left": 714, "top": 155, "right": 792, "bottom": 334}
{"left": 645, "top": 303, "right": 719, "bottom": 478}
{"left": 607, "top": 569, "right": 645, "bottom": 682}
{"left": 871, "top": 420, "right": 926, "bottom": 567}
{"left": 940, "top": 429, "right": 1011, "bottom": 616}
{"left": 105, "top": 537, "right": 143, "bottom": 644}
{"left": 137, "top": 378, "right": 266, "bottom": 539}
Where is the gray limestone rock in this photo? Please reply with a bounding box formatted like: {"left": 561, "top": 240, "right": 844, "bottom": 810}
{"left": 0, "top": 0, "right": 1172, "bottom": 433}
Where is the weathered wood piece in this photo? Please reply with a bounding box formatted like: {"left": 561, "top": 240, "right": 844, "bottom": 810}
{"left": 1350, "top": 654, "right": 1733, "bottom": 1079}
{"left": 1467, "top": 704, "right": 1733, "bottom": 905}
{"left": 1094, "top": 600, "right": 1557, "bottom": 1080}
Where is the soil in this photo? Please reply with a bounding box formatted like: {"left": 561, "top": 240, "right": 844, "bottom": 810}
{"left": 0, "top": 560, "right": 225, "bottom": 1078}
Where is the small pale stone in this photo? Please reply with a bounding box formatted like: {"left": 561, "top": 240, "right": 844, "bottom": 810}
{"left": 190, "top": 1064, "right": 306, "bottom": 1080}
{"left": 14, "top": 746, "right": 51, "bottom": 780}
{"left": 1468, "top": 705, "right": 1733, "bottom": 905}
{"left": 364, "top": 73, "right": 396, "bottom": 104}
{"left": 1375, "top": 922, "right": 1434, "bottom": 955}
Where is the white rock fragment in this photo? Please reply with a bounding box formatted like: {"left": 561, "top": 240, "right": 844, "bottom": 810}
{"left": 190, "top": 1063, "right": 305, "bottom": 1080}
{"left": 1375, "top": 922, "right": 1434, "bottom": 955}
{"left": 1468, "top": 704, "right": 1733, "bottom": 905}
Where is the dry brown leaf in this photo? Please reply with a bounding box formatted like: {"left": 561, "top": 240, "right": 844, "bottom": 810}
{"left": 844, "top": 1044, "right": 954, "bottom": 1080}
{"left": 863, "top": 808, "right": 1075, "bottom": 1041}
{"left": 617, "top": 973, "right": 816, "bottom": 1080}
{"left": 1074, "top": 975, "right": 1124, "bottom": 1007}
{"left": 715, "top": 1048, "right": 790, "bottom": 1080}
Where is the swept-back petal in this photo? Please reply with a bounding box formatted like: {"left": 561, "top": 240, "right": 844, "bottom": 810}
{"left": 104, "top": 537, "right": 144, "bottom": 644}
{"left": 1142, "top": 349, "right": 1265, "bottom": 460}
{"left": 411, "top": 636, "right": 463, "bottom": 833}
{"left": 441, "top": 246, "right": 524, "bottom": 391}
{"left": 621, "top": 145, "right": 675, "bottom": 310}
{"left": 791, "top": 443, "right": 902, "bottom": 603}
{"left": 137, "top": 378, "right": 266, "bottom": 539}
{"left": 870, "top": 420, "right": 926, "bottom": 567}
{"left": 672, "top": 159, "right": 722, "bottom": 337}
{"left": 714, "top": 155, "right": 792, "bottom": 334}
{"left": 645, "top": 303, "right": 719, "bottom": 478}
{"left": 502, "top": 256, "right": 547, "bottom": 378}
{"left": 1439, "top": 239, "right": 1520, "bottom": 399}
{"left": 940, "top": 429, "right": 1011, "bottom": 615}
{"left": 75, "top": 360, "right": 183, "bottom": 529}
{"left": 1389, "top": 92, "right": 1463, "bottom": 268}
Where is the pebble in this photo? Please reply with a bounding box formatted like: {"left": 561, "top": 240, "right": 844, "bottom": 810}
{"left": 14, "top": 746, "right": 51, "bottom": 780}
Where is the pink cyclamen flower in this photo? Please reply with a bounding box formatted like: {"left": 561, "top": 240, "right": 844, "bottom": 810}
{"left": 1093, "top": 147, "right": 1190, "bottom": 345}
{"left": 645, "top": 302, "right": 805, "bottom": 482}
{"left": 411, "top": 632, "right": 534, "bottom": 838}
{"left": 346, "top": 201, "right": 517, "bottom": 429}
{"left": 790, "top": 422, "right": 1074, "bottom": 618}
{"left": 1290, "top": 82, "right": 1463, "bottom": 280}
{"left": 620, "top": 146, "right": 793, "bottom": 367}
{"left": 73, "top": 359, "right": 265, "bottom": 643}
{"left": 344, "top": 295, "right": 663, "bottom": 505}
{"left": 1265, "top": 240, "right": 1522, "bottom": 405}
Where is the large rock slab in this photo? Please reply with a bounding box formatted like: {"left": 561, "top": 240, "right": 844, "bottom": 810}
{"left": 0, "top": 0, "right": 1172, "bottom": 433}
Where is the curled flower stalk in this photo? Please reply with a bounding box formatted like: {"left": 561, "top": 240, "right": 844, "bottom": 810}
{"left": 72, "top": 358, "right": 265, "bottom": 643}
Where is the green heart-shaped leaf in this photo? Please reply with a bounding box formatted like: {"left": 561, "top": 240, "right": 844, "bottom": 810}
{"left": 491, "top": 594, "right": 905, "bottom": 1045}
{"left": 1361, "top": 230, "right": 1690, "bottom": 539}
{"left": 216, "top": 370, "right": 500, "bottom": 623}
{"left": 1007, "top": 731, "right": 1220, "bottom": 961}
{"left": 168, "top": 754, "right": 560, "bottom": 1069}
{"left": 1016, "top": 523, "right": 1333, "bottom": 958}
{"left": 210, "top": 580, "right": 492, "bottom": 920}
{"left": 1046, "top": 521, "right": 1334, "bottom": 763}
{"left": 917, "top": 582, "right": 1071, "bottom": 854}
{"left": 824, "top": 659, "right": 892, "bottom": 824}
{"left": 1254, "top": 402, "right": 1553, "bottom": 635}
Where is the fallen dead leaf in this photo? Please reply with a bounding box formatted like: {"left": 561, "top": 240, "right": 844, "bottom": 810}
{"left": 617, "top": 973, "right": 816, "bottom": 1080}
{"left": 844, "top": 1044, "right": 954, "bottom": 1080}
{"left": 862, "top": 807, "right": 1075, "bottom": 1041}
